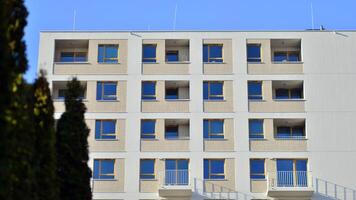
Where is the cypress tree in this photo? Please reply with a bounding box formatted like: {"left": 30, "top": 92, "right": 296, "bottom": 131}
{"left": 0, "top": 0, "right": 36, "bottom": 199}
{"left": 32, "top": 71, "right": 58, "bottom": 200}
{"left": 56, "top": 78, "right": 92, "bottom": 200}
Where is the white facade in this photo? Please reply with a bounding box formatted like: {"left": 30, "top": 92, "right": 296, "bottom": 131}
{"left": 38, "top": 31, "right": 356, "bottom": 200}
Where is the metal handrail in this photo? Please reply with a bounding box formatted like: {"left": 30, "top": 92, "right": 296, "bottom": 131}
{"left": 268, "top": 171, "right": 313, "bottom": 188}
{"left": 161, "top": 170, "right": 190, "bottom": 186}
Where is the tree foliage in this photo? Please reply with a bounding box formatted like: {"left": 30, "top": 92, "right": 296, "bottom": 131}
{"left": 56, "top": 78, "right": 92, "bottom": 200}
{"left": 32, "top": 71, "right": 58, "bottom": 200}
{"left": 0, "top": 0, "right": 36, "bottom": 199}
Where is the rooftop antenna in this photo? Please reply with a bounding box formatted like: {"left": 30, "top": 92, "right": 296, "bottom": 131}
{"left": 72, "top": 10, "right": 76, "bottom": 31}
{"left": 310, "top": 1, "right": 315, "bottom": 29}
{"left": 173, "top": 3, "right": 178, "bottom": 30}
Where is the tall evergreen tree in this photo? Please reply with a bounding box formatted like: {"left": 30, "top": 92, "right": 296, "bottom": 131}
{"left": 56, "top": 78, "right": 92, "bottom": 200}
{"left": 0, "top": 1, "right": 37, "bottom": 199}
{"left": 32, "top": 71, "right": 58, "bottom": 200}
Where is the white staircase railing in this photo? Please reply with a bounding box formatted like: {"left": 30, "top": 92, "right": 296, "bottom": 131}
{"left": 315, "top": 178, "right": 356, "bottom": 200}
{"left": 193, "top": 178, "right": 255, "bottom": 200}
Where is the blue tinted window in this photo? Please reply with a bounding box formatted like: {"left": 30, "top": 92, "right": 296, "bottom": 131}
{"left": 141, "top": 120, "right": 156, "bottom": 139}
{"left": 166, "top": 51, "right": 179, "bottom": 62}
{"left": 275, "top": 89, "right": 289, "bottom": 99}
{"left": 165, "top": 159, "right": 188, "bottom": 170}
{"left": 247, "top": 45, "right": 261, "bottom": 62}
{"left": 98, "top": 45, "right": 119, "bottom": 63}
{"left": 96, "top": 82, "right": 117, "bottom": 100}
{"left": 296, "top": 160, "right": 307, "bottom": 171}
{"left": 250, "top": 159, "right": 265, "bottom": 179}
{"left": 292, "top": 127, "right": 304, "bottom": 137}
{"left": 204, "top": 159, "right": 225, "bottom": 179}
{"left": 93, "top": 159, "right": 115, "bottom": 179}
{"left": 277, "top": 126, "right": 305, "bottom": 138}
{"left": 277, "top": 159, "right": 308, "bottom": 187}
{"left": 203, "top": 44, "right": 223, "bottom": 63}
{"left": 277, "top": 159, "right": 294, "bottom": 171}
{"left": 274, "top": 52, "right": 287, "bottom": 62}
{"left": 142, "top": 82, "right": 156, "bottom": 100}
{"left": 203, "top": 82, "right": 223, "bottom": 100}
{"left": 142, "top": 44, "right": 156, "bottom": 62}
{"left": 203, "top": 45, "right": 209, "bottom": 62}
{"left": 140, "top": 159, "right": 155, "bottom": 179}
{"left": 248, "top": 82, "right": 262, "bottom": 100}
{"left": 291, "top": 89, "right": 302, "bottom": 99}
{"left": 165, "top": 88, "right": 178, "bottom": 99}
{"left": 203, "top": 119, "right": 224, "bottom": 139}
{"left": 165, "top": 126, "right": 179, "bottom": 139}
{"left": 288, "top": 53, "right": 300, "bottom": 61}
{"left": 60, "top": 52, "right": 75, "bottom": 62}
{"left": 95, "top": 120, "right": 116, "bottom": 139}
{"left": 60, "top": 52, "right": 87, "bottom": 62}
{"left": 277, "top": 127, "right": 291, "bottom": 138}
{"left": 249, "top": 119, "right": 264, "bottom": 139}
{"left": 210, "top": 46, "right": 222, "bottom": 59}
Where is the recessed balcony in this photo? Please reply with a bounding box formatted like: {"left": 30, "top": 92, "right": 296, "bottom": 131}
{"left": 247, "top": 39, "right": 303, "bottom": 74}
{"left": 52, "top": 81, "right": 87, "bottom": 112}
{"left": 142, "top": 39, "right": 190, "bottom": 74}
{"left": 248, "top": 80, "right": 305, "bottom": 113}
{"left": 141, "top": 81, "right": 190, "bottom": 113}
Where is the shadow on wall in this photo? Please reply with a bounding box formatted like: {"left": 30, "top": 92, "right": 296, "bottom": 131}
{"left": 314, "top": 178, "right": 356, "bottom": 200}
{"left": 193, "top": 178, "right": 255, "bottom": 200}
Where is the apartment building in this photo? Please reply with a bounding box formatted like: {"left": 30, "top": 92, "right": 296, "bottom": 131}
{"left": 38, "top": 31, "right": 356, "bottom": 200}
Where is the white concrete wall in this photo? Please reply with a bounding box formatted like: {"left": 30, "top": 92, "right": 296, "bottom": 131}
{"left": 39, "top": 31, "right": 356, "bottom": 200}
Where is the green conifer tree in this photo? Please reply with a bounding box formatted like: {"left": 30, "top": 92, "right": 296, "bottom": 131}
{"left": 32, "top": 71, "right": 58, "bottom": 200}
{"left": 56, "top": 78, "right": 92, "bottom": 200}
{"left": 0, "top": 1, "right": 36, "bottom": 199}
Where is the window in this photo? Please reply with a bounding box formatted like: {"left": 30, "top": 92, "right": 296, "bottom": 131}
{"left": 165, "top": 159, "right": 189, "bottom": 185}
{"left": 141, "top": 120, "right": 156, "bottom": 139}
{"left": 95, "top": 120, "right": 116, "bottom": 140}
{"left": 249, "top": 119, "right": 264, "bottom": 139}
{"left": 96, "top": 82, "right": 117, "bottom": 100}
{"left": 98, "top": 44, "right": 119, "bottom": 63}
{"left": 275, "top": 88, "right": 302, "bottom": 99}
{"left": 140, "top": 159, "right": 155, "bottom": 179}
{"left": 142, "top": 44, "right": 156, "bottom": 62}
{"left": 204, "top": 159, "right": 225, "bottom": 179}
{"left": 142, "top": 81, "right": 156, "bottom": 100}
{"left": 60, "top": 52, "right": 87, "bottom": 62}
{"left": 166, "top": 50, "right": 179, "bottom": 62}
{"left": 273, "top": 51, "right": 300, "bottom": 62}
{"left": 203, "top": 81, "right": 223, "bottom": 100}
{"left": 203, "top": 119, "right": 224, "bottom": 139}
{"left": 165, "top": 125, "right": 179, "bottom": 139}
{"left": 248, "top": 81, "right": 262, "bottom": 100}
{"left": 276, "top": 159, "right": 308, "bottom": 187}
{"left": 276, "top": 126, "right": 304, "bottom": 139}
{"left": 165, "top": 88, "right": 178, "bottom": 99}
{"left": 247, "top": 44, "right": 261, "bottom": 62}
{"left": 57, "top": 88, "right": 85, "bottom": 100}
{"left": 93, "top": 159, "right": 115, "bottom": 180}
{"left": 58, "top": 89, "right": 66, "bottom": 99}
{"left": 203, "top": 44, "right": 223, "bottom": 63}
{"left": 250, "top": 159, "right": 265, "bottom": 179}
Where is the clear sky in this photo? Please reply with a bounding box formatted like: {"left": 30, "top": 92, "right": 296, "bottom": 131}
{"left": 24, "top": 0, "right": 356, "bottom": 82}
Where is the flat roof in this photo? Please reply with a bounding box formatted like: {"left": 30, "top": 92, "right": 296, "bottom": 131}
{"left": 40, "top": 29, "right": 356, "bottom": 33}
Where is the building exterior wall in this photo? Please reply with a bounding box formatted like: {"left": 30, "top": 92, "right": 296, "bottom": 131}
{"left": 39, "top": 31, "right": 356, "bottom": 200}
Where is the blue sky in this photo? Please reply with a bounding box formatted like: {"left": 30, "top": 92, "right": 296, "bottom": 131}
{"left": 24, "top": 0, "right": 356, "bottom": 82}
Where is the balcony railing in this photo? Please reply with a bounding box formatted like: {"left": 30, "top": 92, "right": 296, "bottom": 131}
{"left": 269, "top": 171, "right": 313, "bottom": 189}
{"left": 162, "top": 170, "right": 189, "bottom": 186}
